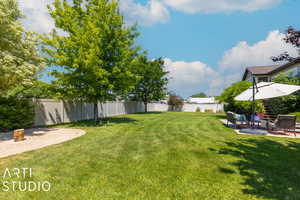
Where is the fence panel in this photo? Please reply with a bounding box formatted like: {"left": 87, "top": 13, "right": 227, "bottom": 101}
{"left": 34, "top": 99, "right": 63, "bottom": 126}
{"left": 33, "top": 99, "right": 224, "bottom": 126}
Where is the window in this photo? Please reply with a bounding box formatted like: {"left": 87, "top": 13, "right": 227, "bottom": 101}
{"left": 257, "top": 77, "right": 269, "bottom": 82}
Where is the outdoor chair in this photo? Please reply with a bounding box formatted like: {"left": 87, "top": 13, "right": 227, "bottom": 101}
{"left": 269, "top": 115, "right": 297, "bottom": 136}
{"left": 226, "top": 112, "right": 248, "bottom": 128}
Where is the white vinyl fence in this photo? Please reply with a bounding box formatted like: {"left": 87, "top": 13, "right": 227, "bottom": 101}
{"left": 33, "top": 99, "right": 223, "bottom": 126}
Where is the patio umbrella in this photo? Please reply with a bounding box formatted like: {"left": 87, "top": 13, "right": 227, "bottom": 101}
{"left": 234, "top": 79, "right": 300, "bottom": 128}
{"left": 234, "top": 82, "right": 300, "bottom": 101}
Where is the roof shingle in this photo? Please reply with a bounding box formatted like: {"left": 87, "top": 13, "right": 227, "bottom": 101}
{"left": 246, "top": 65, "right": 281, "bottom": 75}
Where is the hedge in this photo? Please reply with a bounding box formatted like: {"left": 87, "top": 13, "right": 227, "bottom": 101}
{"left": 0, "top": 97, "right": 34, "bottom": 132}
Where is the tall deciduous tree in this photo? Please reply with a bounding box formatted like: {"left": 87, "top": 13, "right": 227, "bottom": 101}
{"left": 43, "top": 0, "right": 139, "bottom": 121}
{"left": 131, "top": 56, "right": 168, "bottom": 112}
{"left": 272, "top": 26, "right": 300, "bottom": 62}
{"left": 0, "top": 0, "right": 44, "bottom": 96}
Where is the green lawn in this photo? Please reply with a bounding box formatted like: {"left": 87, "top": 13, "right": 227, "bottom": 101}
{"left": 289, "top": 112, "right": 300, "bottom": 122}
{"left": 1, "top": 112, "right": 300, "bottom": 199}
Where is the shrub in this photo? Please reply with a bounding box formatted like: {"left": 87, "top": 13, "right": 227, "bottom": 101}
{"left": 205, "top": 109, "right": 214, "bottom": 113}
{"left": 0, "top": 97, "right": 34, "bottom": 132}
{"left": 216, "top": 110, "right": 224, "bottom": 114}
{"left": 266, "top": 73, "right": 300, "bottom": 115}
{"left": 168, "top": 93, "right": 184, "bottom": 111}
{"left": 196, "top": 107, "right": 201, "bottom": 112}
{"left": 265, "top": 95, "right": 300, "bottom": 115}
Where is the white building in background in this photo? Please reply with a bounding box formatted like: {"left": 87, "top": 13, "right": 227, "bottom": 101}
{"left": 184, "top": 97, "right": 224, "bottom": 113}
{"left": 186, "top": 97, "right": 218, "bottom": 104}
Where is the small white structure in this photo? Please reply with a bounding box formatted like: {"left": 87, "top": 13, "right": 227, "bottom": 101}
{"left": 185, "top": 97, "right": 224, "bottom": 113}
{"left": 186, "top": 97, "right": 218, "bottom": 104}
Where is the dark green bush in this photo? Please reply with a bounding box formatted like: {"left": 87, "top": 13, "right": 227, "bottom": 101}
{"left": 265, "top": 95, "right": 300, "bottom": 115}
{"left": 0, "top": 97, "right": 34, "bottom": 132}
{"left": 218, "top": 81, "right": 264, "bottom": 116}
{"left": 266, "top": 73, "right": 300, "bottom": 115}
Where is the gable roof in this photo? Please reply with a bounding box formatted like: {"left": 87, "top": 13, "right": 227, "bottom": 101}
{"left": 269, "top": 57, "right": 300, "bottom": 75}
{"left": 247, "top": 65, "right": 281, "bottom": 75}
{"left": 242, "top": 58, "right": 300, "bottom": 80}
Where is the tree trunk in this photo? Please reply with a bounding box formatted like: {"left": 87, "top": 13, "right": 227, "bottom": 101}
{"left": 144, "top": 101, "right": 148, "bottom": 113}
{"left": 94, "top": 101, "right": 98, "bottom": 123}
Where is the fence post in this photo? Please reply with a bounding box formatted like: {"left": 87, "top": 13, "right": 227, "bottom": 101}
{"left": 61, "top": 100, "right": 64, "bottom": 123}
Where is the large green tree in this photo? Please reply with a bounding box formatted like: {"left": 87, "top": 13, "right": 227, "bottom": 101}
{"left": 0, "top": 0, "right": 44, "bottom": 96}
{"left": 218, "top": 81, "right": 264, "bottom": 115}
{"left": 43, "top": 0, "right": 139, "bottom": 121}
{"left": 131, "top": 56, "right": 168, "bottom": 112}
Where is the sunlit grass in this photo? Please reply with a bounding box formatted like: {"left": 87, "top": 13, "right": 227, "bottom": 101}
{"left": 1, "top": 112, "right": 300, "bottom": 199}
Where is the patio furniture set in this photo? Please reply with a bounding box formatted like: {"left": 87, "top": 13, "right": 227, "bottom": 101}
{"left": 227, "top": 81, "right": 300, "bottom": 136}
{"left": 226, "top": 112, "right": 297, "bottom": 136}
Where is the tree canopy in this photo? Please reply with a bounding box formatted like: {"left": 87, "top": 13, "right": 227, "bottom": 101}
{"left": 0, "top": 0, "right": 44, "bottom": 96}
{"left": 218, "top": 81, "right": 264, "bottom": 114}
{"left": 43, "top": 0, "right": 140, "bottom": 121}
{"left": 8, "top": 80, "right": 56, "bottom": 98}
{"left": 168, "top": 93, "right": 184, "bottom": 111}
{"left": 272, "top": 26, "right": 300, "bottom": 62}
{"left": 131, "top": 56, "right": 168, "bottom": 112}
{"left": 190, "top": 92, "right": 207, "bottom": 98}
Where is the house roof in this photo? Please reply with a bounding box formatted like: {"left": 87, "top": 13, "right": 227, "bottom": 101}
{"left": 246, "top": 65, "right": 281, "bottom": 75}
{"left": 269, "top": 57, "right": 300, "bottom": 75}
{"left": 242, "top": 58, "right": 300, "bottom": 80}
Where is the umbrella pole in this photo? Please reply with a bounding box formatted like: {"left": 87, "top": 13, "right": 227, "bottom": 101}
{"left": 252, "top": 77, "right": 256, "bottom": 128}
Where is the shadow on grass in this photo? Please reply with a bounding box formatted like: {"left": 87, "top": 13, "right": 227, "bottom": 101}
{"left": 134, "top": 111, "right": 164, "bottom": 115}
{"left": 46, "top": 117, "right": 137, "bottom": 128}
{"left": 216, "top": 138, "right": 300, "bottom": 199}
{"left": 213, "top": 114, "right": 226, "bottom": 120}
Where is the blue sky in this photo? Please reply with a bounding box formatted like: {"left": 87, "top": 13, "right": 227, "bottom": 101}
{"left": 138, "top": 1, "right": 299, "bottom": 66}
{"left": 20, "top": 0, "right": 300, "bottom": 98}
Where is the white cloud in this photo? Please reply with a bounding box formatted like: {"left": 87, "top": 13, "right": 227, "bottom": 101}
{"left": 219, "top": 30, "right": 298, "bottom": 73}
{"left": 119, "top": 0, "right": 170, "bottom": 26}
{"left": 164, "top": 30, "right": 299, "bottom": 97}
{"left": 19, "top": 0, "right": 55, "bottom": 33}
{"left": 215, "top": 30, "right": 298, "bottom": 94}
{"left": 19, "top": 0, "right": 169, "bottom": 32}
{"left": 18, "top": 0, "right": 284, "bottom": 32}
{"left": 163, "top": 0, "right": 283, "bottom": 14}
{"left": 164, "top": 58, "right": 220, "bottom": 96}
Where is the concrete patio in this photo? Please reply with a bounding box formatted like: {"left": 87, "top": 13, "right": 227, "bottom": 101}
{"left": 220, "top": 119, "right": 300, "bottom": 138}
{"left": 0, "top": 128, "right": 86, "bottom": 158}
